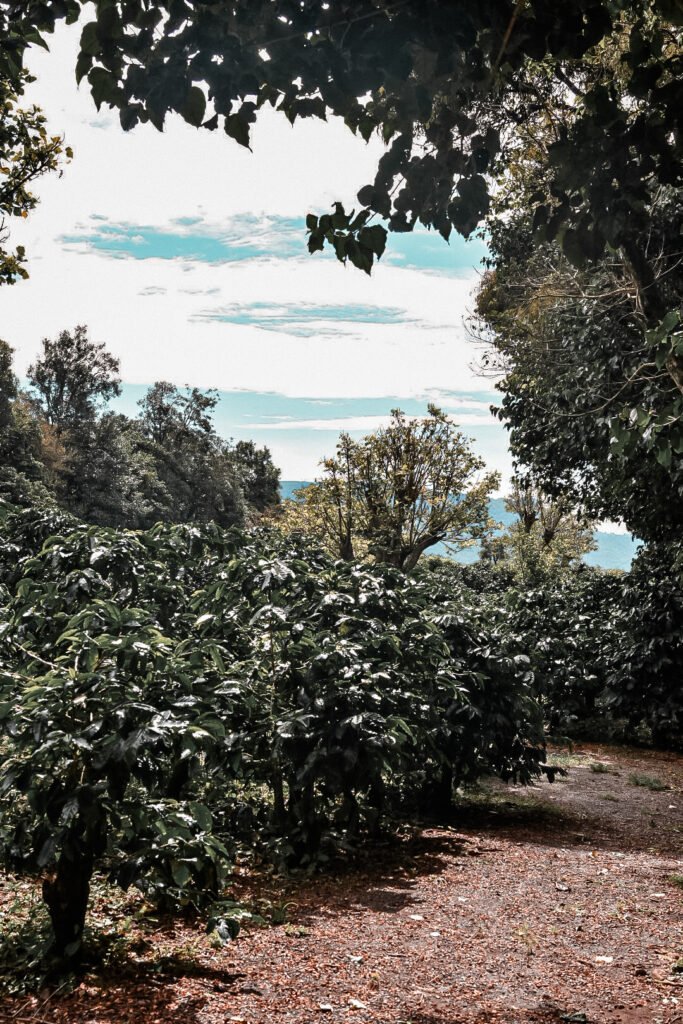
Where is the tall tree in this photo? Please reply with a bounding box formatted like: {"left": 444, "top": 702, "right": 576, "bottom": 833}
{"left": 474, "top": 160, "right": 682, "bottom": 543}
{"left": 62, "top": 412, "right": 166, "bottom": 528}
{"left": 0, "top": 337, "right": 16, "bottom": 430}
{"left": 278, "top": 407, "right": 498, "bottom": 572}
{"left": 138, "top": 381, "right": 216, "bottom": 445}
{"left": 27, "top": 325, "right": 121, "bottom": 433}
{"left": 137, "top": 382, "right": 245, "bottom": 529}
{"left": 232, "top": 439, "right": 280, "bottom": 513}
{"left": 2, "top": 339, "right": 280, "bottom": 529}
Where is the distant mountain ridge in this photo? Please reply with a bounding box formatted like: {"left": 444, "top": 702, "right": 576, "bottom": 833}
{"left": 279, "top": 482, "right": 640, "bottom": 571}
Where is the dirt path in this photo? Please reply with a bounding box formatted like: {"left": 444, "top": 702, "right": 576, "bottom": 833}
{"left": 2, "top": 744, "right": 682, "bottom": 1024}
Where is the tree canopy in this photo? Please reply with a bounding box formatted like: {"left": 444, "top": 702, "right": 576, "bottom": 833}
{"left": 0, "top": 338, "right": 48, "bottom": 505}
{"left": 276, "top": 406, "right": 498, "bottom": 571}
{"left": 0, "top": 2, "right": 681, "bottom": 300}
{"left": 0, "top": 71, "right": 70, "bottom": 284}
{"left": 1, "top": 329, "right": 281, "bottom": 528}
{"left": 28, "top": 324, "right": 122, "bottom": 431}
{"left": 473, "top": 92, "right": 683, "bottom": 543}
{"left": 495, "top": 479, "right": 596, "bottom": 577}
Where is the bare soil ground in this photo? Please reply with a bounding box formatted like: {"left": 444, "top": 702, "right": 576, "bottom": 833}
{"left": 1, "top": 743, "right": 682, "bottom": 1024}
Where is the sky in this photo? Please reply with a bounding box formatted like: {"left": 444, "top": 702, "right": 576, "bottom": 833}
{"left": 1, "top": 20, "right": 509, "bottom": 486}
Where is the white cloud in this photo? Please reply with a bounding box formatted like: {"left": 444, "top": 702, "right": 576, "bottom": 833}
{"left": 248, "top": 412, "right": 494, "bottom": 431}
{"left": 4, "top": 242, "right": 488, "bottom": 398}
{"left": 3, "top": 21, "right": 508, "bottom": 481}
{"left": 597, "top": 520, "right": 631, "bottom": 535}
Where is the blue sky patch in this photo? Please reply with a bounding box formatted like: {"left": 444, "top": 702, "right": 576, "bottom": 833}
{"left": 61, "top": 214, "right": 307, "bottom": 264}
{"left": 386, "top": 229, "right": 488, "bottom": 275}
{"left": 61, "top": 214, "right": 487, "bottom": 276}
{"left": 111, "top": 384, "right": 498, "bottom": 431}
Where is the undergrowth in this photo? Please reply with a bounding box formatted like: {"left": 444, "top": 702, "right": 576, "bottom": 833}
{"left": 628, "top": 772, "right": 670, "bottom": 792}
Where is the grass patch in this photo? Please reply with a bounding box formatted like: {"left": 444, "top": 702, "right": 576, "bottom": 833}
{"left": 600, "top": 794, "right": 619, "bottom": 802}
{"left": 627, "top": 772, "right": 670, "bottom": 792}
{"left": 590, "top": 761, "right": 619, "bottom": 775}
{"left": 669, "top": 874, "right": 683, "bottom": 890}
{"left": 547, "top": 752, "right": 585, "bottom": 769}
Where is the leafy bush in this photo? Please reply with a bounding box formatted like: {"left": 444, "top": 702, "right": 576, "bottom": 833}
{"left": 501, "top": 570, "right": 621, "bottom": 736}
{"left": 423, "top": 549, "right": 683, "bottom": 752}
{"left": 187, "top": 532, "right": 553, "bottom": 860}
{"left": 604, "top": 541, "right": 683, "bottom": 750}
{"left": 0, "top": 508, "right": 553, "bottom": 958}
{"left": 418, "top": 559, "right": 616, "bottom": 736}
{"left": 0, "top": 514, "right": 236, "bottom": 959}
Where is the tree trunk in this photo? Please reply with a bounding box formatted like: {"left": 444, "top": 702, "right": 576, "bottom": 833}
{"left": 42, "top": 852, "right": 93, "bottom": 960}
{"left": 367, "top": 778, "right": 386, "bottom": 838}
{"left": 288, "top": 778, "right": 322, "bottom": 856}
{"left": 340, "top": 789, "right": 360, "bottom": 840}
{"left": 339, "top": 532, "right": 354, "bottom": 561}
{"left": 400, "top": 536, "right": 439, "bottom": 573}
{"left": 428, "top": 764, "right": 454, "bottom": 819}
{"left": 271, "top": 769, "right": 286, "bottom": 829}
{"left": 166, "top": 756, "right": 193, "bottom": 799}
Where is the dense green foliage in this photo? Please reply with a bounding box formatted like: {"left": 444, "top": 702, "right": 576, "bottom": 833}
{"left": 499, "top": 571, "right": 620, "bottom": 738}
{"left": 0, "top": 506, "right": 552, "bottom": 957}
{"left": 0, "top": 331, "right": 280, "bottom": 528}
{"left": 604, "top": 541, "right": 683, "bottom": 748}
{"left": 420, "top": 559, "right": 609, "bottom": 734}
{"left": 0, "top": 339, "right": 50, "bottom": 507}
{"left": 423, "top": 552, "right": 683, "bottom": 752}
{"left": 3, "top": 1, "right": 682, "bottom": 294}
{"left": 0, "top": 501, "right": 680, "bottom": 966}
{"left": 460, "top": 14, "right": 683, "bottom": 744}
{"left": 476, "top": 195, "right": 683, "bottom": 545}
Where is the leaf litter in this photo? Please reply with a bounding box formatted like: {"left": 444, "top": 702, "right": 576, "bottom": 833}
{"left": 1, "top": 743, "right": 682, "bottom": 1024}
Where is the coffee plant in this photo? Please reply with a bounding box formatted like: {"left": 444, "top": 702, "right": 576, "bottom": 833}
{"left": 603, "top": 541, "right": 683, "bottom": 750}
{"left": 0, "top": 505, "right": 557, "bottom": 958}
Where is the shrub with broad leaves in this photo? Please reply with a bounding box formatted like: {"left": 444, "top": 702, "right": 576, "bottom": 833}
{"left": 0, "top": 507, "right": 552, "bottom": 958}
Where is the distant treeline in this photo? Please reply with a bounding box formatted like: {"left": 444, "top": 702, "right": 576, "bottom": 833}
{"left": 0, "top": 326, "right": 280, "bottom": 528}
